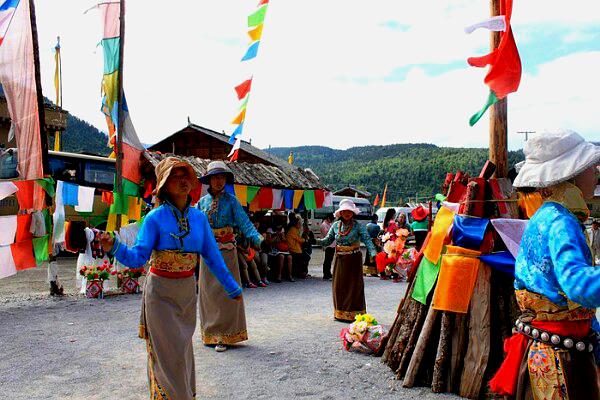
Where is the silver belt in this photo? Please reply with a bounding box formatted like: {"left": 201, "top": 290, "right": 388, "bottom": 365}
{"left": 514, "top": 318, "right": 597, "bottom": 353}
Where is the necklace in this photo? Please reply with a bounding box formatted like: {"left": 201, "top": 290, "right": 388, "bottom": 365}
{"left": 338, "top": 220, "right": 354, "bottom": 238}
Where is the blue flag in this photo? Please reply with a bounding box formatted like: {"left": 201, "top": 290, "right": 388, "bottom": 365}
{"left": 229, "top": 123, "right": 244, "bottom": 144}
{"left": 452, "top": 215, "right": 489, "bottom": 250}
{"left": 241, "top": 41, "right": 260, "bottom": 61}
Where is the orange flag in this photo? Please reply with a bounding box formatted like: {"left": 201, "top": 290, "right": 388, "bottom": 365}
{"left": 381, "top": 184, "right": 388, "bottom": 208}
{"left": 231, "top": 108, "right": 247, "bottom": 125}
{"left": 373, "top": 193, "right": 380, "bottom": 207}
{"left": 248, "top": 24, "right": 263, "bottom": 41}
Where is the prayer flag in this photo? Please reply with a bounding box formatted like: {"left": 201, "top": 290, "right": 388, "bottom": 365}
{"left": 323, "top": 191, "right": 333, "bottom": 207}
{"left": 412, "top": 255, "right": 442, "bottom": 305}
{"left": 241, "top": 41, "right": 260, "bottom": 61}
{"left": 231, "top": 108, "right": 246, "bottom": 125}
{"left": 373, "top": 193, "right": 380, "bottom": 207}
{"left": 228, "top": 136, "right": 241, "bottom": 161}
{"left": 14, "top": 180, "right": 34, "bottom": 210}
{"left": 490, "top": 219, "right": 528, "bottom": 259}
{"left": 283, "top": 189, "right": 294, "bottom": 209}
{"left": 235, "top": 78, "right": 252, "bottom": 100}
{"left": 16, "top": 213, "right": 32, "bottom": 242}
{"left": 0, "top": 181, "right": 17, "bottom": 200}
{"left": 464, "top": 15, "right": 506, "bottom": 34}
{"left": 74, "top": 185, "right": 96, "bottom": 213}
{"left": 61, "top": 182, "right": 79, "bottom": 206}
{"left": 11, "top": 239, "right": 36, "bottom": 270}
{"left": 248, "top": 5, "right": 268, "bottom": 27}
{"left": 32, "top": 235, "right": 49, "bottom": 265}
{"left": 293, "top": 190, "right": 304, "bottom": 209}
{"left": 229, "top": 123, "right": 244, "bottom": 144}
{"left": 452, "top": 215, "right": 489, "bottom": 250}
{"left": 0, "top": 0, "right": 43, "bottom": 179}
{"left": 0, "top": 215, "right": 16, "bottom": 245}
{"left": 36, "top": 177, "right": 55, "bottom": 197}
{"left": 247, "top": 24, "right": 263, "bottom": 41}
{"left": 247, "top": 186, "right": 260, "bottom": 203}
{"left": 234, "top": 184, "right": 248, "bottom": 206}
{"left": 0, "top": 245, "right": 16, "bottom": 278}
{"left": 423, "top": 206, "right": 454, "bottom": 264}
{"left": 258, "top": 0, "right": 269, "bottom": 5}
{"left": 479, "top": 252, "right": 515, "bottom": 276}
{"left": 314, "top": 190, "right": 325, "bottom": 209}
{"left": 432, "top": 246, "right": 481, "bottom": 313}
{"left": 272, "top": 189, "right": 283, "bottom": 209}
{"left": 468, "top": 0, "right": 521, "bottom": 126}
{"left": 304, "top": 190, "right": 316, "bottom": 210}
{"left": 0, "top": 0, "right": 20, "bottom": 46}
{"left": 258, "top": 187, "right": 273, "bottom": 209}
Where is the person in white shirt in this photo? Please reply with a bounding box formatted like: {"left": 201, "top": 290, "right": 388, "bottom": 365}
{"left": 320, "top": 214, "right": 335, "bottom": 280}
{"left": 588, "top": 219, "right": 600, "bottom": 265}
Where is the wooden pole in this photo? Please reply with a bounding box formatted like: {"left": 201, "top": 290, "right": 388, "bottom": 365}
{"left": 115, "top": 0, "right": 125, "bottom": 230}
{"left": 489, "top": 0, "right": 508, "bottom": 178}
{"left": 29, "top": 0, "right": 49, "bottom": 175}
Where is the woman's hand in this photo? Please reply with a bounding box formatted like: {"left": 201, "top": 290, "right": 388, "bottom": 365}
{"left": 98, "top": 232, "right": 115, "bottom": 252}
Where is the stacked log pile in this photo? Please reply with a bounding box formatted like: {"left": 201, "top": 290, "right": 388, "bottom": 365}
{"left": 382, "top": 162, "right": 520, "bottom": 399}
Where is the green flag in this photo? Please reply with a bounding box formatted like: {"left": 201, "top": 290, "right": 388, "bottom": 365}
{"left": 33, "top": 235, "right": 49, "bottom": 265}
{"left": 36, "top": 177, "right": 55, "bottom": 197}
{"left": 247, "top": 186, "right": 260, "bottom": 203}
{"left": 412, "top": 255, "right": 442, "bottom": 305}
{"left": 469, "top": 90, "right": 498, "bottom": 127}
{"left": 248, "top": 5, "right": 268, "bottom": 27}
{"left": 304, "top": 190, "right": 317, "bottom": 210}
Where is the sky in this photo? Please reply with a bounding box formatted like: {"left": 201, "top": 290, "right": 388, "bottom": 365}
{"left": 34, "top": 0, "right": 600, "bottom": 151}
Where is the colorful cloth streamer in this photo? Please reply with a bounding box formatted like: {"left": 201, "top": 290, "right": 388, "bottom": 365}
{"left": 0, "top": 245, "right": 17, "bottom": 279}
{"left": 247, "top": 24, "right": 263, "bottom": 41}
{"left": 479, "top": 251, "right": 515, "bottom": 276}
{"left": 0, "top": 215, "right": 17, "bottom": 245}
{"left": 0, "top": 181, "right": 18, "bottom": 200}
{"left": 32, "top": 235, "right": 49, "bottom": 265}
{"left": 490, "top": 218, "right": 528, "bottom": 258}
{"left": 229, "top": 122, "right": 244, "bottom": 144}
{"left": 234, "top": 184, "right": 248, "bottom": 206}
{"left": 293, "top": 190, "right": 304, "bottom": 210}
{"left": 423, "top": 206, "right": 454, "bottom": 264}
{"left": 11, "top": 239, "right": 36, "bottom": 270}
{"left": 241, "top": 41, "right": 260, "bottom": 61}
{"left": 412, "top": 255, "right": 442, "bottom": 305}
{"left": 283, "top": 189, "right": 294, "bottom": 210}
{"left": 304, "top": 190, "right": 316, "bottom": 210}
{"left": 235, "top": 78, "right": 252, "bottom": 100}
{"left": 258, "top": 187, "right": 273, "bottom": 209}
{"left": 61, "top": 182, "right": 79, "bottom": 206}
{"left": 314, "top": 190, "right": 325, "bottom": 209}
{"left": 432, "top": 245, "right": 481, "bottom": 313}
{"left": 248, "top": 5, "right": 268, "bottom": 27}
{"left": 271, "top": 189, "right": 283, "bottom": 210}
{"left": 452, "top": 215, "right": 489, "bottom": 250}
{"left": 247, "top": 186, "right": 260, "bottom": 204}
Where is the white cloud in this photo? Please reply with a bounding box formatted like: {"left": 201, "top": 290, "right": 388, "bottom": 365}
{"left": 32, "top": 0, "right": 600, "bottom": 152}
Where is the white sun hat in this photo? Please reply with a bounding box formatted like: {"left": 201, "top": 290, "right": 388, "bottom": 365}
{"left": 334, "top": 199, "right": 361, "bottom": 218}
{"left": 513, "top": 129, "right": 600, "bottom": 188}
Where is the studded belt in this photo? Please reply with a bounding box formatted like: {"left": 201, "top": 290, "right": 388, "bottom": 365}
{"left": 515, "top": 318, "right": 598, "bottom": 353}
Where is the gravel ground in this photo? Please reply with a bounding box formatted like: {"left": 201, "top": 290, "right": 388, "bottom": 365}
{"left": 0, "top": 249, "right": 460, "bottom": 400}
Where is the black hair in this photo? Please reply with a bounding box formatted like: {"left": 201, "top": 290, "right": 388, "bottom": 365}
{"left": 371, "top": 214, "right": 378, "bottom": 222}
{"left": 383, "top": 208, "right": 396, "bottom": 229}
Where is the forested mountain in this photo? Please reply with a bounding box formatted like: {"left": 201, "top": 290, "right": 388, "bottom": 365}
{"left": 58, "top": 114, "right": 111, "bottom": 156}
{"left": 267, "top": 144, "right": 525, "bottom": 203}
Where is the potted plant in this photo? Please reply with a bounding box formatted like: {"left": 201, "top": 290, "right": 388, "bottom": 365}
{"left": 80, "top": 260, "right": 112, "bottom": 299}
{"left": 113, "top": 267, "right": 146, "bottom": 294}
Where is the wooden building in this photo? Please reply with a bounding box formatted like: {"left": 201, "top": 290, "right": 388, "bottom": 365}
{"left": 333, "top": 186, "right": 371, "bottom": 199}
{"left": 0, "top": 87, "right": 68, "bottom": 148}
{"left": 148, "top": 123, "right": 290, "bottom": 170}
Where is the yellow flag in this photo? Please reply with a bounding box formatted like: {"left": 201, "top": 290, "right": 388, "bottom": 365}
{"left": 293, "top": 190, "right": 304, "bottom": 209}
{"left": 248, "top": 24, "right": 263, "bottom": 41}
{"left": 234, "top": 184, "right": 248, "bottom": 206}
{"left": 231, "top": 108, "right": 246, "bottom": 125}
{"left": 381, "top": 184, "right": 388, "bottom": 208}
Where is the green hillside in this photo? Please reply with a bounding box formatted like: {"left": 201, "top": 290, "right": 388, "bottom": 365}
{"left": 57, "top": 114, "right": 111, "bottom": 156}
{"left": 267, "top": 144, "right": 524, "bottom": 203}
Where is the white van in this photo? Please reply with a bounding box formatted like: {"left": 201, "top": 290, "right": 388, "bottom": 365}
{"left": 307, "top": 195, "right": 373, "bottom": 239}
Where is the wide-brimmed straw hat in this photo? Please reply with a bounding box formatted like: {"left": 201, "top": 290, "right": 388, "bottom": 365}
{"left": 513, "top": 129, "right": 600, "bottom": 188}
{"left": 200, "top": 160, "right": 234, "bottom": 185}
{"left": 334, "top": 199, "right": 361, "bottom": 218}
{"left": 411, "top": 205, "right": 430, "bottom": 222}
{"left": 155, "top": 157, "right": 199, "bottom": 197}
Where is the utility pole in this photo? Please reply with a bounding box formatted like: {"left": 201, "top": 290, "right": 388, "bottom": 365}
{"left": 30, "top": 0, "right": 49, "bottom": 174}
{"left": 517, "top": 130, "right": 535, "bottom": 142}
{"left": 489, "top": 0, "right": 508, "bottom": 178}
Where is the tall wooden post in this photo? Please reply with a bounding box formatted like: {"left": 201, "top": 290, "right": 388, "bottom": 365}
{"left": 29, "top": 0, "right": 49, "bottom": 175}
{"left": 489, "top": 0, "right": 508, "bottom": 178}
{"left": 115, "top": 0, "right": 126, "bottom": 230}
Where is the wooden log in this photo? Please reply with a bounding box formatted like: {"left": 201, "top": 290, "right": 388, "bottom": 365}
{"left": 432, "top": 312, "right": 453, "bottom": 392}
{"left": 403, "top": 305, "right": 440, "bottom": 388}
{"left": 383, "top": 278, "right": 416, "bottom": 363}
{"left": 447, "top": 313, "right": 468, "bottom": 393}
{"left": 459, "top": 263, "right": 492, "bottom": 399}
{"left": 396, "top": 301, "right": 427, "bottom": 378}
{"left": 388, "top": 299, "right": 421, "bottom": 371}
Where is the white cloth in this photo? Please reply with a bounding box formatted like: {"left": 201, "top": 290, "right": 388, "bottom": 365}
{"left": 113, "top": 222, "right": 141, "bottom": 270}
{"left": 0, "top": 215, "right": 17, "bottom": 245}
{"left": 491, "top": 219, "right": 529, "bottom": 259}
{"left": 323, "top": 191, "right": 333, "bottom": 207}
{"left": 271, "top": 189, "right": 283, "bottom": 210}
{"left": 0, "top": 245, "right": 16, "bottom": 279}
{"left": 52, "top": 180, "right": 66, "bottom": 244}
{"left": 442, "top": 201, "right": 460, "bottom": 213}
{"left": 74, "top": 185, "right": 95, "bottom": 212}
{"left": 464, "top": 15, "right": 506, "bottom": 34}
{"left": 0, "top": 181, "right": 18, "bottom": 200}
{"left": 29, "top": 210, "right": 46, "bottom": 237}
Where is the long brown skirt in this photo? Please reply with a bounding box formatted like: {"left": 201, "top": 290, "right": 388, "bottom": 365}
{"left": 198, "top": 246, "right": 248, "bottom": 345}
{"left": 140, "top": 273, "right": 197, "bottom": 400}
{"left": 515, "top": 339, "right": 600, "bottom": 400}
{"left": 332, "top": 251, "right": 366, "bottom": 321}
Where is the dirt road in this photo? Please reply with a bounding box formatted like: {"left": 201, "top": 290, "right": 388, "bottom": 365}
{"left": 0, "top": 249, "right": 458, "bottom": 399}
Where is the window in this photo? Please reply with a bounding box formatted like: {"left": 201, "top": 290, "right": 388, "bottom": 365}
{"left": 84, "top": 161, "right": 115, "bottom": 187}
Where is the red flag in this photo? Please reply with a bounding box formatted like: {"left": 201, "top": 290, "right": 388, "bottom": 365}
{"left": 468, "top": 0, "right": 521, "bottom": 126}
{"left": 373, "top": 193, "right": 380, "bottom": 207}
{"left": 314, "top": 190, "right": 325, "bottom": 209}
{"left": 258, "top": 188, "right": 273, "bottom": 209}
{"left": 258, "top": 0, "right": 269, "bottom": 4}
{"left": 11, "top": 240, "right": 36, "bottom": 271}
{"left": 16, "top": 214, "right": 33, "bottom": 242}
{"left": 235, "top": 78, "right": 253, "bottom": 100}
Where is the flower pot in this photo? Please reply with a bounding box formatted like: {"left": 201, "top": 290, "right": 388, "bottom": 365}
{"left": 86, "top": 279, "right": 104, "bottom": 299}
{"left": 121, "top": 277, "right": 140, "bottom": 294}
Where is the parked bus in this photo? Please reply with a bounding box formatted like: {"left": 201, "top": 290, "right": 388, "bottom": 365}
{"left": 0, "top": 149, "right": 115, "bottom": 227}
{"left": 307, "top": 195, "right": 373, "bottom": 239}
